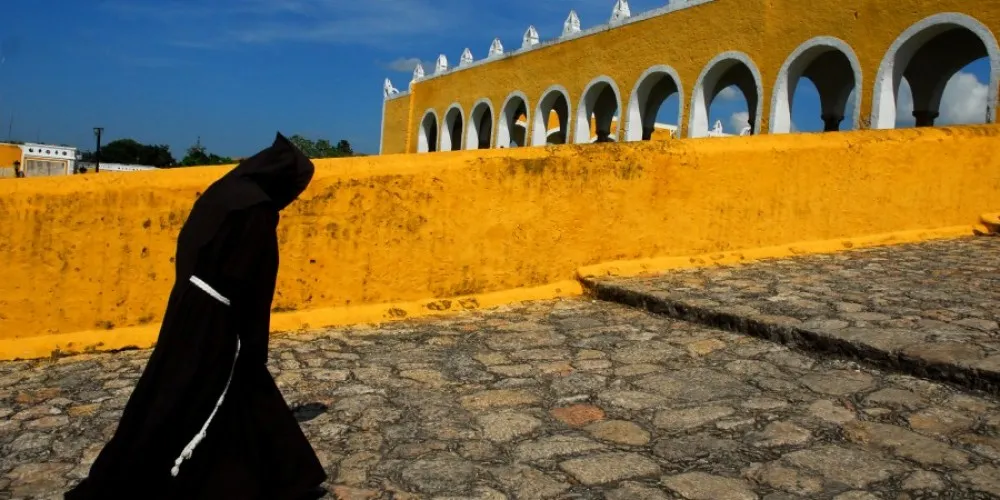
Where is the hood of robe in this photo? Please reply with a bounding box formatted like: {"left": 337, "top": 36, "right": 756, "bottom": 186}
{"left": 222, "top": 132, "right": 315, "bottom": 211}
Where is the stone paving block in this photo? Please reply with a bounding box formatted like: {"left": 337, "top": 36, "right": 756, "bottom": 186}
{"left": 477, "top": 412, "right": 542, "bottom": 442}
{"left": 490, "top": 464, "right": 569, "bottom": 499}
{"left": 584, "top": 420, "right": 651, "bottom": 445}
{"left": 558, "top": 452, "right": 660, "bottom": 485}
{"left": 662, "top": 472, "right": 758, "bottom": 500}
{"left": 2, "top": 298, "right": 999, "bottom": 498}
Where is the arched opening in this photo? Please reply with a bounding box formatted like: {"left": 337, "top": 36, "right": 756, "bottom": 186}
{"left": 466, "top": 99, "right": 494, "bottom": 149}
{"left": 417, "top": 110, "right": 438, "bottom": 153}
{"left": 497, "top": 92, "right": 529, "bottom": 148}
{"left": 440, "top": 104, "right": 464, "bottom": 151}
{"left": 575, "top": 76, "right": 622, "bottom": 143}
{"left": 689, "top": 52, "right": 763, "bottom": 138}
{"left": 895, "top": 58, "right": 992, "bottom": 128}
{"left": 771, "top": 37, "right": 862, "bottom": 133}
{"left": 625, "top": 65, "right": 684, "bottom": 141}
{"left": 872, "top": 13, "right": 999, "bottom": 129}
{"left": 533, "top": 86, "right": 572, "bottom": 146}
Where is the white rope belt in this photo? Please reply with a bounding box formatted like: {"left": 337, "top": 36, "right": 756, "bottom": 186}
{"left": 170, "top": 275, "right": 239, "bottom": 478}
{"left": 188, "top": 275, "right": 231, "bottom": 306}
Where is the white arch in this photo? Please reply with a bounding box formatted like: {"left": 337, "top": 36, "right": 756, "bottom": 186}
{"left": 688, "top": 51, "right": 764, "bottom": 138}
{"left": 871, "top": 12, "right": 1000, "bottom": 129}
{"left": 417, "top": 108, "right": 439, "bottom": 153}
{"left": 440, "top": 103, "right": 465, "bottom": 151}
{"left": 574, "top": 75, "right": 624, "bottom": 143}
{"left": 497, "top": 91, "right": 530, "bottom": 148}
{"left": 625, "top": 64, "right": 685, "bottom": 141}
{"left": 770, "top": 36, "right": 863, "bottom": 133}
{"left": 466, "top": 98, "right": 495, "bottom": 149}
{"left": 532, "top": 85, "right": 573, "bottom": 146}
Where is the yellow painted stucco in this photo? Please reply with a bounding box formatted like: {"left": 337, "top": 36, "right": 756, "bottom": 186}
{"left": 0, "top": 124, "right": 998, "bottom": 359}
{"left": 383, "top": 0, "right": 1000, "bottom": 151}
{"left": 0, "top": 144, "right": 22, "bottom": 168}
{"left": 381, "top": 96, "right": 411, "bottom": 155}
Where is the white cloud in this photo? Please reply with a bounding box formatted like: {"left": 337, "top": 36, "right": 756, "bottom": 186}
{"left": 940, "top": 72, "right": 989, "bottom": 124}
{"left": 718, "top": 85, "right": 741, "bottom": 101}
{"left": 729, "top": 111, "right": 749, "bottom": 133}
{"left": 896, "top": 80, "right": 915, "bottom": 126}
{"left": 385, "top": 57, "right": 431, "bottom": 73}
{"left": 897, "top": 71, "right": 988, "bottom": 126}
{"left": 103, "top": 0, "right": 471, "bottom": 48}
{"left": 844, "top": 90, "right": 858, "bottom": 127}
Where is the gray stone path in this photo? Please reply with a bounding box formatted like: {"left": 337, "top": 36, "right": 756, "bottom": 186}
{"left": 3, "top": 299, "right": 1000, "bottom": 499}
{"left": 588, "top": 237, "right": 1000, "bottom": 394}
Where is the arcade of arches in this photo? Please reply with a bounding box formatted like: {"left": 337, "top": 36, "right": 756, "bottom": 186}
{"left": 393, "top": 6, "right": 998, "bottom": 155}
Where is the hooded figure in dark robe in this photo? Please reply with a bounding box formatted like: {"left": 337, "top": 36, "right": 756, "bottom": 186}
{"left": 66, "top": 133, "right": 327, "bottom": 500}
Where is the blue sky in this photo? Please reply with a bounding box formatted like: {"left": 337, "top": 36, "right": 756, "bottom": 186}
{"left": 0, "top": 0, "right": 990, "bottom": 157}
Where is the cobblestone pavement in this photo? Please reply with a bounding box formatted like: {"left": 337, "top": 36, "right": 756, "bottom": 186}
{"left": 589, "top": 237, "right": 1000, "bottom": 394}
{"left": 3, "top": 299, "right": 1000, "bottom": 499}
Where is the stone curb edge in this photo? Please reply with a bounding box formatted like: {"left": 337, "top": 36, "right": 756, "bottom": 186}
{"left": 581, "top": 278, "right": 1000, "bottom": 397}
{"left": 0, "top": 280, "right": 584, "bottom": 361}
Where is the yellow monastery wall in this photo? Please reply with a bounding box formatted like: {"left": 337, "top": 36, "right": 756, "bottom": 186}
{"left": 388, "top": 0, "right": 1000, "bottom": 151}
{"left": 381, "top": 96, "right": 411, "bottom": 155}
{"left": 0, "top": 125, "right": 997, "bottom": 359}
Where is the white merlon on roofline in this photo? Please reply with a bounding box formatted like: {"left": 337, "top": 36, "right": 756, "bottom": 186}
{"left": 611, "top": 0, "right": 631, "bottom": 24}
{"left": 384, "top": 0, "right": 716, "bottom": 100}
{"left": 522, "top": 25, "right": 540, "bottom": 49}
{"left": 460, "top": 48, "right": 474, "bottom": 67}
{"left": 489, "top": 38, "right": 504, "bottom": 58}
{"left": 563, "top": 10, "right": 582, "bottom": 37}
{"left": 383, "top": 78, "right": 400, "bottom": 98}
{"left": 435, "top": 54, "right": 449, "bottom": 74}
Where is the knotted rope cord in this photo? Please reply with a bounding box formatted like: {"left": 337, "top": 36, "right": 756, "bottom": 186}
{"left": 170, "top": 275, "right": 239, "bottom": 478}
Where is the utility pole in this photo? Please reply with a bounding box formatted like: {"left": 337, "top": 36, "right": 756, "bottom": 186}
{"left": 93, "top": 127, "right": 104, "bottom": 173}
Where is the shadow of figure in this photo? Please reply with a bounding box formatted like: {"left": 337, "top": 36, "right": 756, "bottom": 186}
{"left": 292, "top": 402, "right": 329, "bottom": 423}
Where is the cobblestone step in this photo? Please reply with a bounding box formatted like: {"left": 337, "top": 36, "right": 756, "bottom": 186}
{"left": 584, "top": 237, "right": 1000, "bottom": 397}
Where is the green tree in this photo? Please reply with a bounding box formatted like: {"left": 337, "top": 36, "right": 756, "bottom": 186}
{"left": 288, "top": 134, "right": 354, "bottom": 159}
{"left": 82, "top": 138, "right": 176, "bottom": 167}
{"left": 178, "top": 137, "right": 233, "bottom": 167}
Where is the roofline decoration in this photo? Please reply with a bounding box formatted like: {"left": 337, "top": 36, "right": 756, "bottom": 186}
{"left": 384, "top": 0, "right": 716, "bottom": 101}
{"left": 522, "top": 25, "right": 540, "bottom": 49}
{"left": 460, "top": 48, "right": 474, "bottom": 67}
{"left": 610, "top": 0, "right": 631, "bottom": 24}
{"left": 563, "top": 10, "right": 581, "bottom": 36}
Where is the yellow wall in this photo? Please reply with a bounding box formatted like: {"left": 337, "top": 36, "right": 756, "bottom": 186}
{"left": 385, "top": 0, "right": 1000, "bottom": 151}
{"left": 1, "top": 125, "right": 998, "bottom": 350}
{"left": 0, "top": 144, "right": 22, "bottom": 168}
{"left": 381, "top": 96, "right": 411, "bottom": 155}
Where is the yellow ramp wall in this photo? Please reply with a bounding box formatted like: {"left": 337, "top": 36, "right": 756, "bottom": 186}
{"left": 0, "top": 125, "right": 998, "bottom": 353}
